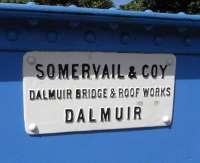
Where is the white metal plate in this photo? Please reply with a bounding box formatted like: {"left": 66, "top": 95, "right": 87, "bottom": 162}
{"left": 23, "top": 52, "right": 176, "bottom": 135}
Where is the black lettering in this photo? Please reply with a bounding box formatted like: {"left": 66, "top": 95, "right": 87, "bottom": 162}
{"left": 166, "top": 87, "right": 171, "bottom": 96}
{"left": 142, "top": 65, "right": 149, "bottom": 78}
{"left": 136, "top": 88, "right": 140, "bottom": 97}
{"left": 77, "top": 109, "right": 85, "bottom": 123}
{"left": 47, "top": 64, "right": 55, "bottom": 79}
{"left": 35, "top": 64, "right": 44, "bottom": 79}
{"left": 42, "top": 90, "right": 48, "bottom": 100}
{"left": 134, "top": 107, "right": 142, "bottom": 120}
{"left": 155, "top": 88, "right": 160, "bottom": 97}
{"left": 118, "top": 64, "right": 125, "bottom": 79}
{"left": 150, "top": 88, "right": 155, "bottom": 97}
{"left": 143, "top": 88, "right": 149, "bottom": 97}
{"left": 112, "top": 64, "right": 115, "bottom": 79}
{"left": 91, "top": 89, "right": 96, "bottom": 99}
{"left": 66, "top": 89, "right": 72, "bottom": 99}
{"left": 127, "top": 106, "right": 131, "bottom": 120}
{"left": 82, "top": 64, "right": 90, "bottom": 79}
{"left": 118, "top": 88, "right": 123, "bottom": 98}
{"left": 48, "top": 90, "right": 56, "bottom": 100}
{"left": 89, "top": 109, "right": 96, "bottom": 123}
{"left": 82, "top": 89, "right": 87, "bottom": 99}
{"left": 116, "top": 107, "right": 123, "bottom": 121}
{"left": 130, "top": 88, "right": 134, "bottom": 97}
{"left": 58, "top": 64, "right": 69, "bottom": 79}
{"left": 103, "top": 89, "right": 107, "bottom": 98}
{"left": 101, "top": 108, "right": 111, "bottom": 122}
{"left": 57, "top": 89, "right": 62, "bottom": 99}
{"left": 76, "top": 89, "right": 81, "bottom": 99}
{"left": 102, "top": 64, "right": 110, "bottom": 79}
{"left": 160, "top": 88, "right": 166, "bottom": 97}
{"left": 72, "top": 64, "right": 79, "bottom": 79}
{"left": 65, "top": 109, "right": 74, "bottom": 123}
{"left": 93, "top": 64, "right": 101, "bottom": 79}
{"left": 29, "top": 90, "right": 35, "bottom": 100}
{"left": 160, "top": 65, "right": 168, "bottom": 79}
{"left": 124, "top": 89, "right": 129, "bottom": 97}
{"left": 36, "top": 90, "right": 42, "bottom": 100}
{"left": 151, "top": 65, "right": 158, "bottom": 78}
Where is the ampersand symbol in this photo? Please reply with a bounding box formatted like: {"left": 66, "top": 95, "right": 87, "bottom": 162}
{"left": 110, "top": 88, "right": 116, "bottom": 98}
{"left": 128, "top": 66, "right": 137, "bottom": 79}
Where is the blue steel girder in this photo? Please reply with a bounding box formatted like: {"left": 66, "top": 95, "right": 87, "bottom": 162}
{"left": 0, "top": 3, "right": 199, "bottom": 54}
{"left": 0, "top": 3, "right": 200, "bottom": 163}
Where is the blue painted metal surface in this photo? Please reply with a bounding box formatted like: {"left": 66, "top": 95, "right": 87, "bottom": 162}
{"left": 0, "top": 3, "right": 200, "bottom": 163}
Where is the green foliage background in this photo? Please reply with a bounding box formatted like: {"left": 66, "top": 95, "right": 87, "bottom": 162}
{"left": 0, "top": 0, "right": 200, "bottom": 14}
{"left": 120, "top": 0, "right": 200, "bottom": 14}
{"left": 0, "top": 0, "right": 114, "bottom": 8}
{"left": 0, "top": 0, "right": 29, "bottom": 3}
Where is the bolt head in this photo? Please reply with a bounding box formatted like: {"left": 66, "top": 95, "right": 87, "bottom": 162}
{"left": 85, "top": 32, "right": 96, "bottom": 43}
{"left": 27, "top": 56, "right": 36, "bottom": 65}
{"left": 7, "top": 31, "right": 18, "bottom": 42}
{"left": 47, "top": 31, "right": 58, "bottom": 43}
{"left": 162, "top": 116, "right": 171, "bottom": 125}
{"left": 185, "top": 37, "right": 191, "bottom": 46}
{"left": 121, "top": 34, "right": 130, "bottom": 44}
{"left": 154, "top": 36, "right": 162, "bottom": 46}
{"left": 28, "top": 123, "right": 37, "bottom": 133}
{"left": 28, "top": 19, "right": 38, "bottom": 26}
{"left": 144, "top": 25, "right": 153, "bottom": 31}
{"left": 109, "top": 23, "right": 119, "bottom": 30}
{"left": 167, "top": 59, "right": 172, "bottom": 65}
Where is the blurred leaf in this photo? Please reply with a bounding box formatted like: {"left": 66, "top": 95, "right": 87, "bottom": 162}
{"left": 0, "top": 0, "right": 113, "bottom": 8}
{"left": 33, "top": 0, "right": 113, "bottom": 8}
{"left": 0, "top": 0, "right": 29, "bottom": 3}
{"left": 120, "top": 0, "right": 200, "bottom": 14}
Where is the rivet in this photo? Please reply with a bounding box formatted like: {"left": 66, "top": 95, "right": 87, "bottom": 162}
{"left": 47, "top": 31, "right": 58, "bottom": 43}
{"left": 154, "top": 36, "right": 162, "bottom": 46}
{"left": 144, "top": 9, "right": 153, "bottom": 13}
{"left": 27, "top": 56, "right": 36, "bottom": 65}
{"left": 26, "top": 2, "right": 36, "bottom": 5}
{"left": 144, "top": 25, "right": 153, "bottom": 31}
{"left": 28, "top": 123, "right": 37, "bottom": 133}
{"left": 177, "top": 12, "right": 186, "bottom": 15}
{"left": 85, "top": 31, "right": 96, "bottom": 43}
{"left": 109, "top": 23, "right": 119, "bottom": 30}
{"left": 177, "top": 27, "right": 187, "bottom": 33}
{"left": 120, "top": 33, "right": 130, "bottom": 44}
{"left": 154, "top": 101, "right": 159, "bottom": 106}
{"left": 184, "top": 37, "right": 191, "bottom": 46}
{"left": 69, "top": 22, "right": 80, "bottom": 28}
{"left": 68, "top": 5, "right": 77, "bottom": 8}
{"left": 7, "top": 30, "right": 18, "bottom": 42}
{"left": 109, "top": 7, "right": 118, "bottom": 10}
{"left": 137, "top": 101, "right": 143, "bottom": 106}
{"left": 88, "top": 54, "right": 93, "bottom": 60}
{"left": 28, "top": 19, "right": 38, "bottom": 26}
{"left": 162, "top": 116, "right": 171, "bottom": 125}
{"left": 167, "top": 59, "right": 172, "bottom": 66}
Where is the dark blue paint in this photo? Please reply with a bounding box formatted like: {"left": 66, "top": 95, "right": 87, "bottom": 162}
{"left": 0, "top": 3, "right": 199, "bottom": 163}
